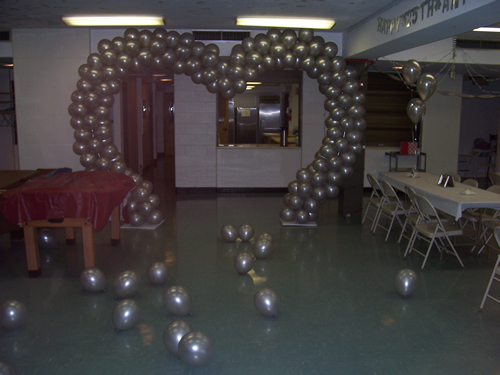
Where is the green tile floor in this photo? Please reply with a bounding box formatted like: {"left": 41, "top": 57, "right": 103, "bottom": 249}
{"left": 1, "top": 161, "right": 500, "bottom": 374}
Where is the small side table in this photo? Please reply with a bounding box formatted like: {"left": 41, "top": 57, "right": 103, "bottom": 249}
{"left": 386, "top": 152, "right": 427, "bottom": 172}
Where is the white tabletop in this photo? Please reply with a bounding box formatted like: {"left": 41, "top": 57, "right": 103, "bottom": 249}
{"left": 378, "top": 172, "right": 500, "bottom": 220}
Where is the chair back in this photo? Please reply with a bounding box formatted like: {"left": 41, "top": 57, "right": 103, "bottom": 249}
{"left": 446, "top": 172, "right": 461, "bottom": 183}
{"left": 414, "top": 194, "right": 441, "bottom": 224}
{"left": 490, "top": 172, "right": 500, "bottom": 186}
{"left": 462, "top": 179, "right": 478, "bottom": 188}
{"left": 495, "top": 227, "right": 500, "bottom": 248}
{"left": 379, "top": 179, "right": 398, "bottom": 198}
{"left": 366, "top": 174, "right": 382, "bottom": 197}
{"left": 404, "top": 185, "right": 418, "bottom": 209}
{"left": 487, "top": 185, "right": 500, "bottom": 194}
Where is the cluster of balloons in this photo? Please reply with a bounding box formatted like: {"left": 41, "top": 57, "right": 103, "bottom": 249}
{"left": 280, "top": 61, "right": 365, "bottom": 222}
{"left": 221, "top": 224, "right": 278, "bottom": 316}
{"left": 79, "top": 263, "right": 170, "bottom": 331}
{"left": 163, "top": 321, "right": 215, "bottom": 367}
{"left": 394, "top": 269, "right": 418, "bottom": 298}
{"left": 69, "top": 27, "right": 368, "bottom": 226}
{"left": 402, "top": 59, "right": 437, "bottom": 127}
{"left": 0, "top": 300, "right": 27, "bottom": 330}
{"left": 69, "top": 28, "right": 166, "bottom": 227}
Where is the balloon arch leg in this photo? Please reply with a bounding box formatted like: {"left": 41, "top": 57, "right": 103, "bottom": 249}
{"left": 69, "top": 28, "right": 366, "bottom": 227}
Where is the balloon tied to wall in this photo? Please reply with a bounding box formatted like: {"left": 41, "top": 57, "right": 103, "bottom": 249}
{"left": 69, "top": 27, "right": 367, "bottom": 226}
{"left": 402, "top": 59, "right": 437, "bottom": 142}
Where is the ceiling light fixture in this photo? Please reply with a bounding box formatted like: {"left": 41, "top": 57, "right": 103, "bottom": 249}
{"left": 236, "top": 17, "right": 335, "bottom": 30}
{"left": 473, "top": 27, "right": 500, "bottom": 32}
{"left": 62, "top": 15, "right": 165, "bottom": 27}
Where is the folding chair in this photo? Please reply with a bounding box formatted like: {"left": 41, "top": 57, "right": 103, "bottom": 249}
{"left": 404, "top": 194, "right": 465, "bottom": 270}
{"left": 479, "top": 227, "right": 500, "bottom": 311}
{"left": 461, "top": 185, "right": 500, "bottom": 232}
{"left": 362, "top": 174, "right": 397, "bottom": 232}
{"left": 372, "top": 180, "right": 413, "bottom": 242}
{"left": 462, "top": 179, "right": 479, "bottom": 188}
{"left": 398, "top": 185, "right": 420, "bottom": 244}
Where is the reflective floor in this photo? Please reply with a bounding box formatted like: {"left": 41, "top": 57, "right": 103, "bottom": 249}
{"left": 1, "top": 158, "right": 500, "bottom": 374}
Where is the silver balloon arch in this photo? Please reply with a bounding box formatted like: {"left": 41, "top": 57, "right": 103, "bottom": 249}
{"left": 68, "top": 28, "right": 366, "bottom": 226}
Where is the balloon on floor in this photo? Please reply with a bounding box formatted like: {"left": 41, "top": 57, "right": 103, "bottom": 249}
{"left": 163, "top": 320, "right": 194, "bottom": 355}
{"left": 113, "top": 270, "right": 140, "bottom": 298}
{"left": 238, "top": 223, "right": 254, "bottom": 242}
{"left": 221, "top": 224, "right": 238, "bottom": 242}
{"left": 112, "top": 299, "right": 140, "bottom": 330}
{"left": 0, "top": 300, "right": 27, "bottom": 329}
{"left": 163, "top": 286, "right": 193, "bottom": 316}
{"left": 234, "top": 252, "right": 254, "bottom": 274}
{"left": 80, "top": 267, "right": 106, "bottom": 292}
{"left": 178, "top": 331, "right": 215, "bottom": 367}
{"left": 147, "top": 262, "right": 169, "bottom": 284}
{"left": 70, "top": 27, "right": 366, "bottom": 225}
{"left": 394, "top": 269, "right": 418, "bottom": 298}
{"left": 38, "top": 228, "right": 57, "bottom": 249}
{"left": 254, "top": 288, "right": 279, "bottom": 317}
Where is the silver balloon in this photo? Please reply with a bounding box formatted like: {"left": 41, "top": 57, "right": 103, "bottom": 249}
{"left": 288, "top": 194, "right": 304, "bottom": 210}
{"left": 0, "top": 362, "right": 16, "bottom": 375}
{"left": 130, "top": 173, "right": 143, "bottom": 187}
{"left": 113, "top": 270, "right": 140, "bottom": 298}
{"left": 0, "top": 300, "right": 27, "bottom": 329}
{"left": 416, "top": 73, "right": 437, "bottom": 101}
{"left": 148, "top": 262, "right": 168, "bottom": 284}
{"left": 297, "top": 181, "right": 313, "bottom": 198}
{"left": 38, "top": 228, "right": 57, "bottom": 248}
{"left": 288, "top": 180, "right": 299, "bottom": 194}
{"left": 296, "top": 168, "right": 311, "bottom": 182}
{"left": 402, "top": 59, "right": 421, "bottom": 85}
{"left": 163, "top": 286, "right": 192, "bottom": 316}
{"left": 280, "top": 207, "right": 296, "bottom": 221}
{"left": 238, "top": 224, "right": 254, "bottom": 242}
{"left": 112, "top": 299, "right": 140, "bottom": 330}
{"left": 147, "top": 193, "right": 160, "bottom": 208}
{"left": 258, "top": 233, "right": 273, "bottom": 243}
{"left": 132, "top": 186, "right": 150, "bottom": 202}
{"left": 311, "top": 171, "right": 326, "bottom": 187}
{"left": 254, "top": 288, "right": 279, "bottom": 317}
{"left": 234, "top": 252, "right": 254, "bottom": 274}
{"left": 295, "top": 208, "right": 310, "bottom": 224}
{"left": 178, "top": 331, "right": 215, "bottom": 367}
{"left": 146, "top": 210, "right": 163, "bottom": 225}
{"left": 163, "top": 320, "right": 194, "bottom": 355}
{"left": 80, "top": 267, "right": 106, "bottom": 292}
{"left": 394, "top": 269, "right": 418, "bottom": 298}
{"left": 253, "top": 239, "right": 273, "bottom": 259}
{"left": 303, "top": 197, "right": 319, "bottom": 213}
{"left": 407, "top": 98, "right": 426, "bottom": 124}
{"left": 221, "top": 224, "right": 238, "bottom": 242}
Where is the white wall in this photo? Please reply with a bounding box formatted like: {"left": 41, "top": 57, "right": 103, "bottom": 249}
{"left": 12, "top": 28, "right": 90, "bottom": 171}
{"left": 174, "top": 75, "right": 217, "bottom": 187}
{"left": 301, "top": 71, "right": 327, "bottom": 168}
{"left": 421, "top": 73, "right": 463, "bottom": 175}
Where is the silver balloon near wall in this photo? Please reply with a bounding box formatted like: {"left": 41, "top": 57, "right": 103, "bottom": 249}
{"left": 71, "top": 28, "right": 367, "bottom": 225}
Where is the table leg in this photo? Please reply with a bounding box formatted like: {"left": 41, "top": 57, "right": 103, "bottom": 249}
{"left": 22, "top": 225, "right": 41, "bottom": 277}
{"left": 110, "top": 205, "right": 120, "bottom": 245}
{"left": 82, "top": 222, "right": 96, "bottom": 268}
{"left": 65, "top": 227, "right": 76, "bottom": 245}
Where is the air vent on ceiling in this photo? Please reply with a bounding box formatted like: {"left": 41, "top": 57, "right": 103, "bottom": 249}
{"left": 193, "top": 31, "right": 250, "bottom": 41}
{"left": 0, "top": 30, "right": 11, "bottom": 42}
{"left": 456, "top": 39, "right": 500, "bottom": 50}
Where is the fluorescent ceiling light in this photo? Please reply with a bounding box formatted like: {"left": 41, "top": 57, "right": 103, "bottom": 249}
{"left": 246, "top": 86, "right": 255, "bottom": 90}
{"left": 62, "top": 15, "right": 165, "bottom": 26}
{"left": 473, "top": 27, "right": 500, "bottom": 32}
{"left": 236, "top": 17, "right": 335, "bottom": 30}
{"left": 247, "top": 82, "right": 262, "bottom": 85}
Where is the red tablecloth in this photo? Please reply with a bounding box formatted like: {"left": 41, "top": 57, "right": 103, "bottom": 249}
{"left": 0, "top": 171, "right": 136, "bottom": 231}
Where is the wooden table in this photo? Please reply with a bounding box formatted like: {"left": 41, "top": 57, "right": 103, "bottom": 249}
{"left": 0, "top": 171, "right": 136, "bottom": 276}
